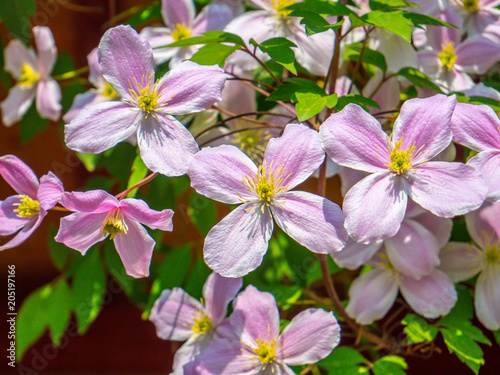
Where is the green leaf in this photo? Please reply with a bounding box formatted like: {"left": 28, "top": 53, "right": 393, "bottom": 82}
{"left": 325, "top": 93, "right": 338, "bottom": 108}
{"left": 397, "top": 67, "right": 444, "bottom": 93}
{"left": 285, "top": 0, "right": 353, "bottom": 17}
{"left": 143, "top": 245, "right": 192, "bottom": 318}
{"left": 344, "top": 43, "right": 387, "bottom": 73}
{"left": 47, "top": 279, "right": 72, "bottom": 346}
{"left": 0, "top": 0, "right": 36, "bottom": 43}
{"left": 102, "top": 143, "right": 137, "bottom": 189}
{"left": 257, "top": 37, "right": 297, "bottom": 75}
{"left": 373, "top": 355, "right": 408, "bottom": 375}
{"left": 441, "top": 328, "right": 484, "bottom": 374}
{"left": 336, "top": 94, "right": 381, "bottom": 111}
{"left": 268, "top": 285, "right": 302, "bottom": 310}
{"left": 318, "top": 346, "right": 366, "bottom": 369}
{"left": 402, "top": 12, "right": 458, "bottom": 28}
{"left": 126, "top": 153, "right": 149, "bottom": 198}
{"left": 47, "top": 224, "right": 73, "bottom": 271}
{"left": 77, "top": 152, "right": 100, "bottom": 172}
{"left": 165, "top": 30, "right": 245, "bottom": 47}
{"left": 402, "top": 313, "right": 438, "bottom": 344}
{"left": 187, "top": 191, "right": 217, "bottom": 235}
{"left": 467, "top": 95, "right": 500, "bottom": 111}
{"left": 72, "top": 249, "right": 106, "bottom": 334}
{"left": 190, "top": 44, "right": 236, "bottom": 66}
{"left": 289, "top": 10, "right": 344, "bottom": 35}
{"left": 16, "top": 284, "right": 53, "bottom": 361}
{"left": 183, "top": 257, "right": 212, "bottom": 299}
{"left": 295, "top": 91, "right": 327, "bottom": 121}
{"left": 438, "top": 285, "right": 474, "bottom": 325}
{"left": 328, "top": 366, "right": 369, "bottom": 375}
{"left": 126, "top": 2, "right": 162, "bottom": 26}
{"left": 369, "top": 0, "right": 418, "bottom": 10}
{"left": 19, "top": 102, "right": 48, "bottom": 144}
{"left": 267, "top": 77, "right": 326, "bottom": 102}
{"left": 494, "top": 330, "right": 500, "bottom": 346}
{"left": 362, "top": 10, "right": 413, "bottom": 43}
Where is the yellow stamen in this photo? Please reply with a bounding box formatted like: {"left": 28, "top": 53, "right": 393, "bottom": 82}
{"left": 386, "top": 136, "right": 424, "bottom": 175}
{"left": 13, "top": 195, "right": 40, "bottom": 218}
{"left": 18, "top": 63, "right": 40, "bottom": 89}
{"left": 254, "top": 338, "right": 277, "bottom": 364}
{"left": 460, "top": 0, "right": 479, "bottom": 12}
{"left": 100, "top": 82, "right": 119, "bottom": 99}
{"left": 128, "top": 73, "right": 170, "bottom": 117}
{"left": 101, "top": 209, "right": 128, "bottom": 240}
{"left": 171, "top": 23, "right": 192, "bottom": 42}
{"left": 191, "top": 313, "right": 212, "bottom": 335}
{"left": 438, "top": 42, "right": 457, "bottom": 70}
{"left": 271, "top": 0, "right": 296, "bottom": 19}
{"left": 232, "top": 123, "right": 271, "bottom": 163}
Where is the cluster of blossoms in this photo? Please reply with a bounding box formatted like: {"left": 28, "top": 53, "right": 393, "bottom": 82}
{"left": 2, "top": 0, "right": 500, "bottom": 372}
{"left": 149, "top": 272, "right": 341, "bottom": 374}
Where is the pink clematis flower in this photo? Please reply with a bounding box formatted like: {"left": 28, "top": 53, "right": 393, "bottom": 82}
{"left": 140, "top": 0, "right": 237, "bottom": 67}
{"left": 450, "top": 102, "right": 500, "bottom": 202}
{"left": 0, "top": 155, "right": 63, "bottom": 250}
{"left": 64, "top": 25, "right": 227, "bottom": 177}
{"left": 346, "top": 250, "right": 458, "bottom": 325}
{"left": 63, "top": 48, "right": 120, "bottom": 123}
{"left": 439, "top": 201, "right": 500, "bottom": 330}
{"left": 149, "top": 272, "right": 242, "bottom": 374}
{"left": 54, "top": 190, "right": 174, "bottom": 278}
{"left": 193, "top": 285, "right": 341, "bottom": 374}
{"left": 333, "top": 201, "right": 452, "bottom": 279}
{"left": 188, "top": 123, "right": 347, "bottom": 277}
{"left": 1, "top": 26, "right": 62, "bottom": 126}
{"left": 320, "top": 94, "right": 486, "bottom": 244}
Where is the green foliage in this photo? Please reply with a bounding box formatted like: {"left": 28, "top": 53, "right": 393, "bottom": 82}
{"left": 183, "top": 257, "right": 212, "bottom": 299}
{"left": 344, "top": 43, "right": 387, "bottom": 73}
{"left": 362, "top": 10, "right": 413, "bottom": 43}
{"left": 190, "top": 44, "right": 237, "bottom": 66}
{"left": 253, "top": 37, "right": 298, "bottom": 75}
{"left": 450, "top": 216, "right": 472, "bottom": 242}
{"left": 368, "top": 0, "right": 418, "bottom": 10}
{"left": 286, "top": 0, "right": 353, "bottom": 17}
{"left": 19, "top": 101, "right": 48, "bottom": 144}
{"left": 295, "top": 91, "right": 337, "bottom": 121}
{"left": 0, "top": 0, "right": 36, "bottom": 43}
{"left": 187, "top": 191, "right": 217, "bottom": 235}
{"left": 372, "top": 356, "right": 407, "bottom": 375}
{"left": 494, "top": 330, "right": 500, "bottom": 346}
{"left": 126, "top": 2, "right": 162, "bottom": 26}
{"left": 336, "top": 94, "right": 381, "bottom": 111}
{"left": 438, "top": 286, "right": 491, "bottom": 374}
{"left": 101, "top": 143, "right": 138, "bottom": 189}
{"left": 72, "top": 248, "right": 106, "bottom": 334}
{"left": 126, "top": 153, "right": 149, "bottom": 198}
{"left": 318, "top": 346, "right": 367, "bottom": 374}
{"left": 401, "top": 313, "right": 438, "bottom": 344}
{"left": 397, "top": 67, "right": 444, "bottom": 93}
{"left": 165, "top": 31, "right": 245, "bottom": 48}
{"left": 289, "top": 10, "right": 344, "bottom": 35}
{"left": 47, "top": 224, "right": 73, "bottom": 271}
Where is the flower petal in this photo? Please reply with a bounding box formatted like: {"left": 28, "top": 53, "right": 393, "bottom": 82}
{"left": 149, "top": 287, "right": 204, "bottom": 341}
{"left": 0, "top": 154, "right": 39, "bottom": 198}
{"left": 475, "top": 268, "right": 500, "bottom": 330}
{"left": 456, "top": 36, "right": 500, "bottom": 74}
{"left": 33, "top": 26, "right": 57, "bottom": 77}
{"left": 345, "top": 268, "right": 399, "bottom": 325}
{"left": 191, "top": 4, "right": 234, "bottom": 35}
{"left": 271, "top": 191, "right": 347, "bottom": 254}
{"left": 189, "top": 144, "right": 257, "bottom": 204}
{"left": 0, "top": 214, "right": 43, "bottom": 251}
{"left": 192, "top": 338, "right": 254, "bottom": 375}
{"left": 161, "top": 0, "right": 195, "bottom": 28}
{"left": 137, "top": 114, "right": 199, "bottom": 176}
{"left": 343, "top": 172, "right": 407, "bottom": 244}
{"left": 63, "top": 91, "right": 104, "bottom": 123}
{"left": 408, "top": 162, "right": 487, "bottom": 217}
{"left": 1, "top": 85, "right": 36, "bottom": 127}
{"left": 280, "top": 308, "right": 340, "bottom": 366}
{"left": 119, "top": 198, "right": 173, "bottom": 231}
{"left": 98, "top": 25, "right": 154, "bottom": 99}
{"left": 0, "top": 196, "right": 30, "bottom": 236}
{"left": 54, "top": 212, "right": 107, "bottom": 254}
{"left": 37, "top": 172, "right": 64, "bottom": 210}
{"left": 157, "top": 61, "right": 226, "bottom": 115}
{"left": 36, "top": 79, "right": 61, "bottom": 121}
{"left": 60, "top": 190, "right": 118, "bottom": 213}
{"left": 263, "top": 123, "right": 324, "bottom": 189}
{"left": 385, "top": 219, "right": 440, "bottom": 279}
{"left": 438, "top": 242, "right": 484, "bottom": 282}
{"left": 331, "top": 238, "right": 382, "bottom": 270}
{"left": 320, "top": 104, "right": 389, "bottom": 172}
{"left": 230, "top": 285, "right": 280, "bottom": 345}
{"left": 204, "top": 204, "right": 273, "bottom": 277}
{"left": 464, "top": 200, "right": 500, "bottom": 250}
{"left": 4, "top": 40, "right": 37, "bottom": 79}
{"left": 113, "top": 217, "right": 155, "bottom": 278}
{"left": 450, "top": 103, "right": 500, "bottom": 152}
{"left": 411, "top": 210, "right": 452, "bottom": 248}
{"left": 203, "top": 272, "right": 242, "bottom": 324}
{"left": 64, "top": 101, "right": 140, "bottom": 154}
{"left": 139, "top": 27, "right": 177, "bottom": 66}
{"left": 400, "top": 269, "right": 457, "bottom": 319}
{"left": 467, "top": 150, "right": 500, "bottom": 202}
{"left": 392, "top": 94, "right": 456, "bottom": 160}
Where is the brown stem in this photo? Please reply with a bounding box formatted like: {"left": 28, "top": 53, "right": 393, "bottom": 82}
{"left": 115, "top": 172, "right": 158, "bottom": 200}
{"left": 240, "top": 80, "right": 297, "bottom": 117}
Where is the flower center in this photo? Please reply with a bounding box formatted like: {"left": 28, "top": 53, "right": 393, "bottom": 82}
{"left": 101, "top": 209, "right": 128, "bottom": 240}
{"left": 232, "top": 125, "right": 271, "bottom": 163}
{"left": 254, "top": 339, "right": 277, "bottom": 364}
{"left": 18, "top": 63, "right": 40, "bottom": 89}
{"left": 100, "top": 82, "right": 119, "bottom": 99}
{"left": 460, "top": 0, "right": 478, "bottom": 11}
{"left": 13, "top": 195, "right": 40, "bottom": 218}
{"left": 191, "top": 313, "right": 212, "bottom": 335}
{"left": 485, "top": 245, "right": 500, "bottom": 266}
{"left": 172, "top": 23, "right": 192, "bottom": 42}
{"left": 271, "top": 0, "right": 296, "bottom": 20}
{"left": 128, "top": 73, "right": 169, "bottom": 117}
{"left": 240, "top": 161, "right": 290, "bottom": 209}
{"left": 387, "top": 136, "right": 423, "bottom": 175}
{"left": 438, "top": 42, "right": 457, "bottom": 70}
